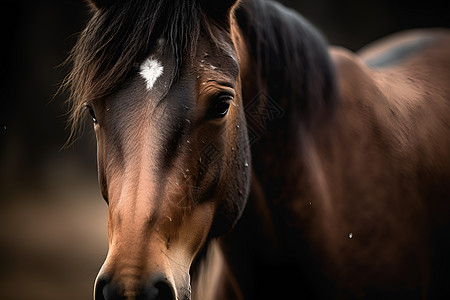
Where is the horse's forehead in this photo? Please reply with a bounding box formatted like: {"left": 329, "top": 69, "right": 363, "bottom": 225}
{"left": 136, "top": 35, "right": 239, "bottom": 103}
{"left": 138, "top": 38, "right": 174, "bottom": 99}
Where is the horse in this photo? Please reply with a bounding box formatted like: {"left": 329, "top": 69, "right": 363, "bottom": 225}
{"left": 66, "top": 0, "right": 450, "bottom": 299}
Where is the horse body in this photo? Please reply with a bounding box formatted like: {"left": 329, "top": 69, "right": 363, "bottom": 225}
{"left": 218, "top": 5, "right": 450, "bottom": 298}
{"left": 222, "top": 12, "right": 450, "bottom": 295}
{"left": 67, "top": 0, "right": 450, "bottom": 299}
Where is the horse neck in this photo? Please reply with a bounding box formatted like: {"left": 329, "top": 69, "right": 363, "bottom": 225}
{"left": 234, "top": 0, "right": 337, "bottom": 201}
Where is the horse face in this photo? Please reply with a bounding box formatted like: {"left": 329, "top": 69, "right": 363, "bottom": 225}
{"left": 90, "top": 17, "right": 250, "bottom": 300}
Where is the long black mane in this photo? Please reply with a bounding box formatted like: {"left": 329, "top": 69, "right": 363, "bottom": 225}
{"left": 236, "top": 0, "right": 336, "bottom": 126}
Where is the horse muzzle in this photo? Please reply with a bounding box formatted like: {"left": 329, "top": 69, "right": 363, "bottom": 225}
{"left": 94, "top": 273, "right": 186, "bottom": 300}
{"left": 93, "top": 244, "right": 192, "bottom": 300}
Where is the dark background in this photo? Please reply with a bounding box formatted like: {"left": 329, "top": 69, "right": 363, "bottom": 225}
{"left": 1, "top": 1, "right": 449, "bottom": 299}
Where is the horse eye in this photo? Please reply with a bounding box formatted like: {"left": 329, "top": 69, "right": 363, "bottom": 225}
{"left": 211, "top": 95, "right": 232, "bottom": 118}
{"left": 85, "top": 105, "right": 98, "bottom": 123}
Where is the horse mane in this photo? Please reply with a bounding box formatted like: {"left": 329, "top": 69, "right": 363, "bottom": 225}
{"left": 65, "top": 0, "right": 213, "bottom": 138}
{"left": 235, "top": 0, "right": 337, "bottom": 126}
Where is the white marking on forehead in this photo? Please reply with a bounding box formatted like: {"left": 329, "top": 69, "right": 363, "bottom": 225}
{"left": 139, "top": 56, "right": 164, "bottom": 90}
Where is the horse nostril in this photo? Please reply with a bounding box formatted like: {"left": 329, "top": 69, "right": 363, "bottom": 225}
{"left": 146, "top": 278, "right": 175, "bottom": 300}
{"left": 94, "top": 276, "right": 107, "bottom": 300}
{"left": 95, "top": 275, "right": 125, "bottom": 300}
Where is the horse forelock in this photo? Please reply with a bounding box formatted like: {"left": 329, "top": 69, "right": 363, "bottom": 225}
{"left": 65, "top": 0, "right": 228, "bottom": 140}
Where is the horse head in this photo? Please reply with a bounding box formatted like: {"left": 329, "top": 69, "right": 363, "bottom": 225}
{"left": 71, "top": 0, "right": 250, "bottom": 299}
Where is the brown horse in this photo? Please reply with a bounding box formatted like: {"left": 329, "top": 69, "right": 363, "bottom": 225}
{"left": 66, "top": 0, "right": 450, "bottom": 299}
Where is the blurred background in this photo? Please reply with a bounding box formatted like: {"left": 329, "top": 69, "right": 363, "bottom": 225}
{"left": 1, "top": 0, "right": 449, "bottom": 299}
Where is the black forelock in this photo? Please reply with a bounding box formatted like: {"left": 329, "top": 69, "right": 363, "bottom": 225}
{"left": 66, "top": 0, "right": 207, "bottom": 135}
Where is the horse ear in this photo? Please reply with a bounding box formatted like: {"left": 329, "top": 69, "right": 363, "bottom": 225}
{"left": 88, "top": 0, "right": 117, "bottom": 10}
{"left": 200, "top": 0, "right": 241, "bottom": 22}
